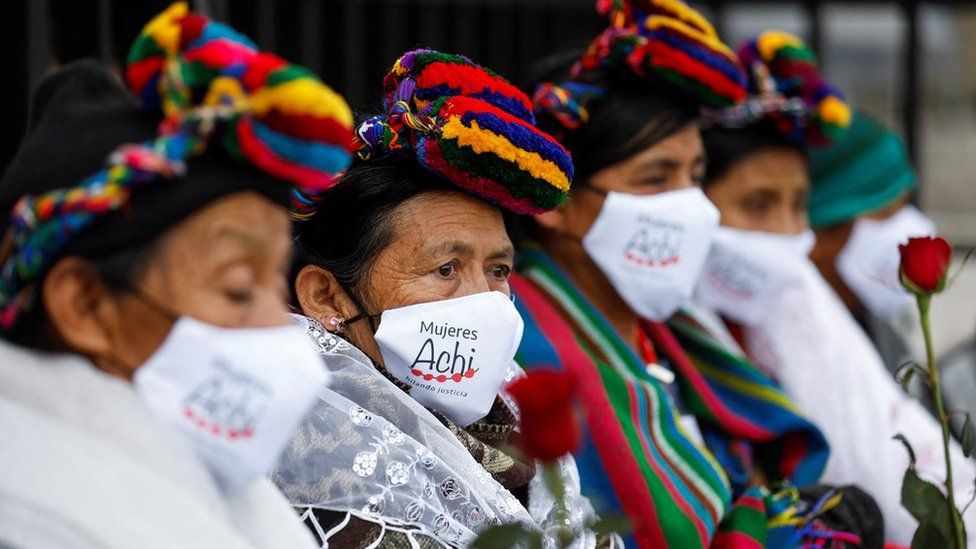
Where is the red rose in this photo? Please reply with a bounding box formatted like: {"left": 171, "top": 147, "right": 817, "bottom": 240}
{"left": 506, "top": 369, "right": 581, "bottom": 462}
{"left": 899, "top": 236, "right": 952, "bottom": 294}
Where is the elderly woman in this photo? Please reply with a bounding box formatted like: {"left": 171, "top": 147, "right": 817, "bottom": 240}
{"left": 271, "top": 50, "right": 604, "bottom": 547}
{"left": 508, "top": 1, "right": 878, "bottom": 547}
{"left": 697, "top": 31, "right": 976, "bottom": 546}
{"left": 0, "top": 4, "right": 353, "bottom": 549}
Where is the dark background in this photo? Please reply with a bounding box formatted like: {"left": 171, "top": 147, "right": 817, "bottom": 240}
{"left": 3, "top": 0, "right": 965, "bottom": 174}
{"left": 1, "top": 0, "right": 973, "bottom": 353}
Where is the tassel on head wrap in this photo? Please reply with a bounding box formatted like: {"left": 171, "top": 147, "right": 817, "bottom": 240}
{"left": 353, "top": 49, "right": 574, "bottom": 215}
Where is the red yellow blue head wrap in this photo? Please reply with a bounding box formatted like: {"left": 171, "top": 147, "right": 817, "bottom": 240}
{"left": 0, "top": 2, "right": 354, "bottom": 328}
{"left": 126, "top": 2, "right": 356, "bottom": 216}
{"left": 707, "top": 31, "right": 852, "bottom": 147}
{"left": 354, "top": 49, "right": 574, "bottom": 215}
{"left": 533, "top": 0, "right": 748, "bottom": 138}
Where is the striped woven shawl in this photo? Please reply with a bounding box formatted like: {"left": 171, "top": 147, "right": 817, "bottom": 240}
{"left": 512, "top": 247, "right": 829, "bottom": 548}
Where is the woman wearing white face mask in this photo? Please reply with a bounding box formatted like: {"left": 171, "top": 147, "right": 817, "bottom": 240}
{"left": 0, "top": 5, "right": 354, "bottom": 548}
{"left": 511, "top": 2, "right": 882, "bottom": 547}
{"left": 806, "top": 111, "right": 936, "bottom": 377}
{"left": 274, "top": 49, "right": 608, "bottom": 548}
{"left": 700, "top": 31, "right": 976, "bottom": 547}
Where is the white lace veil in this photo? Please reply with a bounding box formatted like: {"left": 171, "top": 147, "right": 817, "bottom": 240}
{"left": 272, "top": 315, "right": 536, "bottom": 547}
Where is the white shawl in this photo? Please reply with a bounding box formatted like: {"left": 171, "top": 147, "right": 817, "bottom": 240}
{"left": 0, "top": 341, "right": 317, "bottom": 549}
{"left": 745, "top": 260, "right": 976, "bottom": 545}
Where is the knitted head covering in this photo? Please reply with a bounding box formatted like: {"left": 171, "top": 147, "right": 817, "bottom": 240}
{"left": 353, "top": 49, "right": 573, "bottom": 215}
{"left": 0, "top": 2, "right": 354, "bottom": 329}
{"left": 707, "top": 31, "right": 851, "bottom": 147}
{"left": 532, "top": 0, "right": 747, "bottom": 138}
{"left": 127, "top": 2, "right": 356, "bottom": 216}
{"left": 806, "top": 111, "right": 916, "bottom": 228}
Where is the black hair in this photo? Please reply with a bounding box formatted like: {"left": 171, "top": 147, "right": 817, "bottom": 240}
{"left": 529, "top": 51, "right": 701, "bottom": 185}
{"left": 290, "top": 154, "right": 461, "bottom": 305}
{"left": 3, "top": 240, "right": 159, "bottom": 350}
{"left": 701, "top": 119, "right": 804, "bottom": 188}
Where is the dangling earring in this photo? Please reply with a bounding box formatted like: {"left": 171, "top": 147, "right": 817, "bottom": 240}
{"left": 328, "top": 314, "right": 345, "bottom": 335}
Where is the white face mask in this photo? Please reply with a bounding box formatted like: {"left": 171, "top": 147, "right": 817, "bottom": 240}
{"left": 583, "top": 187, "right": 720, "bottom": 321}
{"left": 836, "top": 205, "right": 936, "bottom": 318}
{"left": 373, "top": 291, "right": 524, "bottom": 427}
{"left": 134, "top": 317, "right": 327, "bottom": 496}
{"left": 696, "top": 227, "right": 815, "bottom": 326}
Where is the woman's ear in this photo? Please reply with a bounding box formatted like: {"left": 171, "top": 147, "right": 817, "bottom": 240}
{"left": 41, "top": 257, "right": 117, "bottom": 358}
{"left": 294, "top": 264, "right": 356, "bottom": 327}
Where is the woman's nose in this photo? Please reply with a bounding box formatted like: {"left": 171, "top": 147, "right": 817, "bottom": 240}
{"left": 456, "top": 270, "right": 495, "bottom": 299}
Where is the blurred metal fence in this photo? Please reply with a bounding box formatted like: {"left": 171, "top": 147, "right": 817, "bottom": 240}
{"left": 3, "top": 0, "right": 972, "bottom": 176}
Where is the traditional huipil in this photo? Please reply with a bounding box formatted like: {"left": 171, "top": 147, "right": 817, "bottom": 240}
{"left": 513, "top": 247, "right": 833, "bottom": 548}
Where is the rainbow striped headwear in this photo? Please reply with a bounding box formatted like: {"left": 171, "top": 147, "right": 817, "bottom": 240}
{"left": 708, "top": 31, "right": 852, "bottom": 147}
{"left": 534, "top": 0, "right": 747, "bottom": 139}
{"left": 0, "top": 2, "right": 353, "bottom": 328}
{"left": 354, "top": 49, "right": 573, "bottom": 215}
{"left": 127, "top": 2, "right": 355, "bottom": 218}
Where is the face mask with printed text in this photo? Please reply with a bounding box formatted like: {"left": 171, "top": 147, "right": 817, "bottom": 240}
{"left": 373, "top": 291, "right": 524, "bottom": 427}
{"left": 583, "top": 187, "right": 720, "bottom": 321}
{"left": 134, "top": 317, "right": 328, "bottom": 495}
{"left": 696, "top": 227, "right": 815, "bottom": 326}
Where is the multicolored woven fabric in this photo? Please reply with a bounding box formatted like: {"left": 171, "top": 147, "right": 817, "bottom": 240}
{"left": 126, "top": 2, "right": 355, "bottom": 219}
{"left": 0, "top": 141, "right": 190, "bottom": 328}
{"left": 513, "top": 245, "right": 844, "bottom": 548}
{"left": 533, "top": 0, "right": 747, "bottom": 139}
{"left": 714, "top": 31, "right": 851, "bottom": 147}
{"left": 0, "top": 2, "right": 354, "bottom": 327}
{"left": 512, "top": 247, "right": 731, "bottom": 547}
{"left": 658, "top": 313, "right": 829, "bottom": 493}
{"left": 355, "top": 49, "right": 573, "bottom": 214}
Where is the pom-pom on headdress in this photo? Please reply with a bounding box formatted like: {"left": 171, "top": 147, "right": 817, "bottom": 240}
{"left": 706, "top": 31, "right": 852, "bottom": 147}
{"left": 533, "top": 0, "right": 747, "bottom": 140}
{"left": 354, "top": 49, "right": 573, "bottom": 215}
{"left": 0, "top": 2, "right": 354, "bottom": 328}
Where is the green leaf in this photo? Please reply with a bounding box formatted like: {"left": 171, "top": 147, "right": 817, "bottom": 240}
{"left": 894, "top": 433, "right": 918, "bottom": 466}
{"left": 901, "top": 468, "right": 960, "bottom": 548}
{"left": 589, "top": 515, "right": 631, "bottom": 535}
{"left": 911, "top": 522, "right": 948, "bottom": 549}
{"left": 469, "top": 524, "right": 541, "bottom": 549}
{"left": 962, "top": 413, "right": 976, "bottom": 458}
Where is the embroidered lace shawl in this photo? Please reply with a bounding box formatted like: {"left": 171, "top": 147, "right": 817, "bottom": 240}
{"left": 272, "top": 314, "right": 603, "bottom": 548}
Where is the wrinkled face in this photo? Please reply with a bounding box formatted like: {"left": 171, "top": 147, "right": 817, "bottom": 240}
{"left": 299, "top": 190, "right": 514, "bottom": 365}
{"left": 43, "top": 192, "right": 293, "bottom": 379}
{"left": 704, "top": 146, "right": 809, "bottom": 235}
{"left": 540, "top": 121, "right": 705, "bottom": 239}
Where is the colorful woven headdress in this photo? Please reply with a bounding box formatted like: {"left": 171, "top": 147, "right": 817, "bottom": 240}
{"left": 127, "top": 2, "right": 356, "bottom": 210}
{"left": 354, "top": 49, "right": 573, "bottom": 215}
{"left": 0, "top": 2, "right": 354, "bottom": 328}
{"left": 707, "top": 31, "right": 852, "bottom": 147}
{"left": 533, "top": 0, "right": 748, "bottom": 137}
